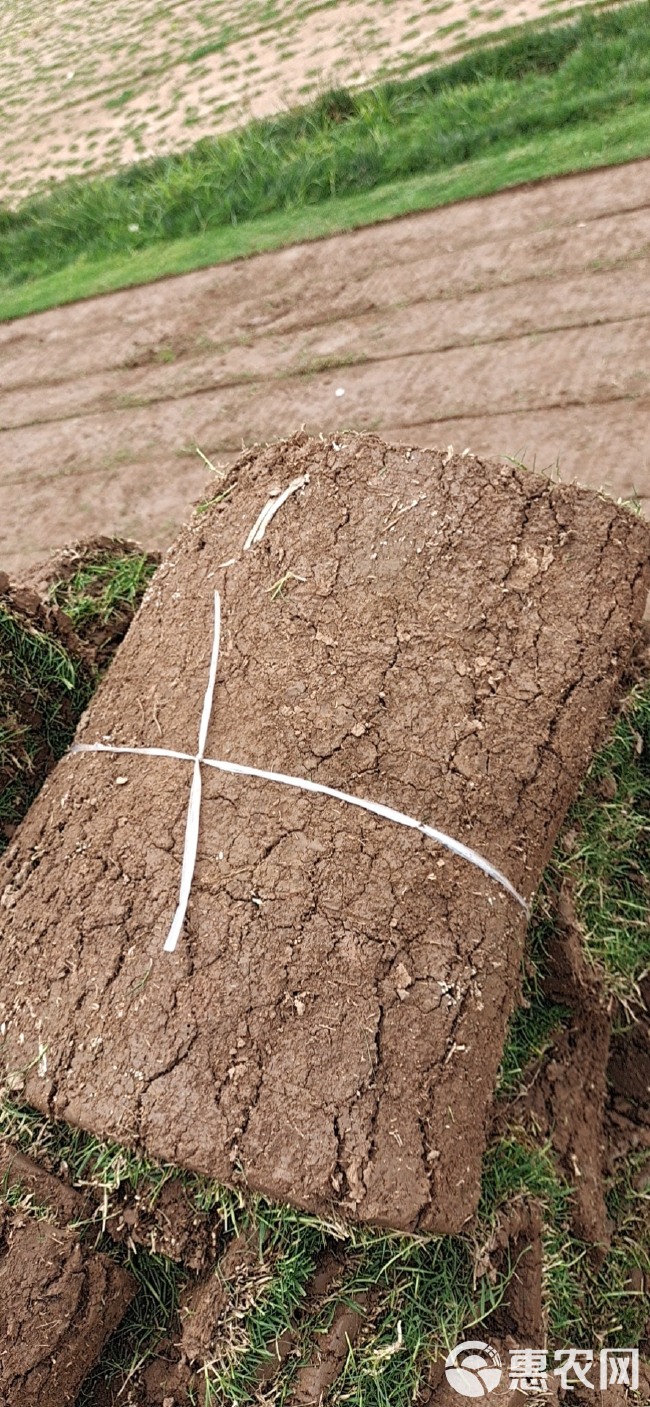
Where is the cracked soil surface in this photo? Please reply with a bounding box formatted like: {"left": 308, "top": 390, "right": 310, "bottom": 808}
{"left": 0, "top": 1204, "right": 135, "bottom": 1406}
{"left": 0, "top": 432, "right": 648, "bottom": 1234}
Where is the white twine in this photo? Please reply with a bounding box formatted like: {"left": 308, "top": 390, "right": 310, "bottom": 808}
{"left": 243, "top": 475, "right": 309, "bottom": 551}
{"left": 68, "top": 590, "right": 528, "bottom": 952}
{"left": 161, "top": 591, "right": 221, "bottom": 952}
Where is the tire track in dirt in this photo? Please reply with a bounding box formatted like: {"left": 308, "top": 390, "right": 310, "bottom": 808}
{"left": 1, "top": 160, "right": 650, "bottom": 574}
{"left": 2, "top": 316, "right": 649, "bottom": 434}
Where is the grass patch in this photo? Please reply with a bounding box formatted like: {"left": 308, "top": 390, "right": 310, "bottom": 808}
{"left": 0, "top": 1097, "right": 183, "bottom": 1206}
{"left": 544, "top": 1149, "right": 650, "bottom": 1347}
{"left": 104, "top": 87, "right": 136, "bottom": 112}
{"left": 483, "top": 1134, "right": 650, "bottom": 1350}
{"left": 4, "top": 108, "right": 650, "bottom": 322}
{"left": 49, "top": 550, "right": 155, "bottom": 634}
{"left": 497, "top": 972, "right": 568, "bottom": 1094}
{"left": 0, "top": 1091, "right": 512, "bottom": 1405}
{"left": 0, "top": 1173, "right": 57, "bottom": 1224}
{"left": 537, "top": 683, "right": 650, "bottom": 1006}
{"left": 187, "top": 24, "right": 239, "bottom": 62}
{"left": 299, "top": 1242, "right": 506, "bottom": 1407}
{"left": 3, "top": 2, "right": 650, "bottom": 319}
{"left": 0, "top": 547, "right": 157, "bottom": 849}
{"left": 4, "top": 1084, "right": 646, "bottom": 1399}
{"left": 0, "top": 604, "right": 93, "bottom": 847}
{"left": 76, "top": 1247, "right": 186, "bottom": 1404}
{"left": 579, "top": 1150, "right": 650, "bottom": 1345}
{"left": 499, "top": 680, "right": 650, "bottom": 1096}
{"left": 203, "top": 1222, "right": 325, "bottom": 1403}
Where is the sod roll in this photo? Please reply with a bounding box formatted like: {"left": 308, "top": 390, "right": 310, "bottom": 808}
{"left": 0, "top": 433, "right": 648, "bottom": 1233}
{"left": 0, "top": 539, "right": 158, "bottom": 851}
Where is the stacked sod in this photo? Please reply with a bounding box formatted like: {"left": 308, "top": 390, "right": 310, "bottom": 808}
{"left": 0, "top": 537, "right": 161, "bottom": 1403}
{"left": 1, "top": 433, "right": 648, "bottom": 1232}
{"left": 0, "top": 539, "right": 159, "bottom": 853}
{"left": 0, "top": 438, "right": 648, "bottom": 1404}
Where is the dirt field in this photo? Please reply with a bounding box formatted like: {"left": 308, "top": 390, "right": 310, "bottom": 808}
{"left": 0, "top": 0, "right": 602, "bottom": 203}
{"left": 1, "top": 159, "right": 649, "bottom": 579}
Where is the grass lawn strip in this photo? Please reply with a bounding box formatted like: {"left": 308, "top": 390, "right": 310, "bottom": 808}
{"left": 0, "top": 596, "right": 93, "bottom": 850}
{"left": 2, "top": 2, "right": 650, "bottom": 321}
{"left": 49, "top": 549, "right": 156, "bottom": 636}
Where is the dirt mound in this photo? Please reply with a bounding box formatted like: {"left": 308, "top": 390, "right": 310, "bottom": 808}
{"left": 0, "top": 1143, "right": 218, "bottom": 1273}
{"left": 495, "top": 886, "right": 613, "bottom": 1246}
{"left": 608, "top": 975, "right": 650, "bottom": 1162}
{"left": 0, "top": 1145, "right": 91, "bottom": 1226}
{"left": 99, "top": 1174, "right": 219, "bottom": 1270}
{"left": 0, "top": 433, "right": 648, "bottom": 1238}
{"left": 289, "top": 1298, "right": 368, "bottom": 1403}
{"left": 0, "top": 1204, "right": 135, "bottom": 1405}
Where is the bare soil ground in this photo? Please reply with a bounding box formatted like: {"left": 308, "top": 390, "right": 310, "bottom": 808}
{"left": 1, "top": 161, "right": 649, "bottom": 579}
{"left": 0, "top": 0, "right": 601, "bottom": 203}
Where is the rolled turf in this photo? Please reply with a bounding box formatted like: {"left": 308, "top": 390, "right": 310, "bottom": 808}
{"left": 0, "top": 433, "right": 648, "bottom": 1234}
{"left": 0, "top": 539, "right": 158, "bottom": 851}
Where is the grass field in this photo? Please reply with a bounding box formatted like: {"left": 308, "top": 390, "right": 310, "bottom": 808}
{"left": 2, "top": 1, "right": 650, "bottom": 321}
{"left": 0, "top": 0, "right": 611, "bottom": 204}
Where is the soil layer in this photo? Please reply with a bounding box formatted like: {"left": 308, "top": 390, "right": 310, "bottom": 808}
{"left": 0, "top": 434, "right": 648, "bottom": 1234}
{"left": 0, "top": 1205, "right": 135, "bottom": 1405}
{"left": 2, "top": 163, "right": 650, "bottom": 577}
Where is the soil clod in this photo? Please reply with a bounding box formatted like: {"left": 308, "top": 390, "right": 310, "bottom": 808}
{"left": 0, "top": 1207, "right": 136, "bottom": 1406}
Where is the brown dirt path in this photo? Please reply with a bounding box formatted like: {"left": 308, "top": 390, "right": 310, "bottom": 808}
{"left": 1, "top": 160, "right": 650, "bottom": 577}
